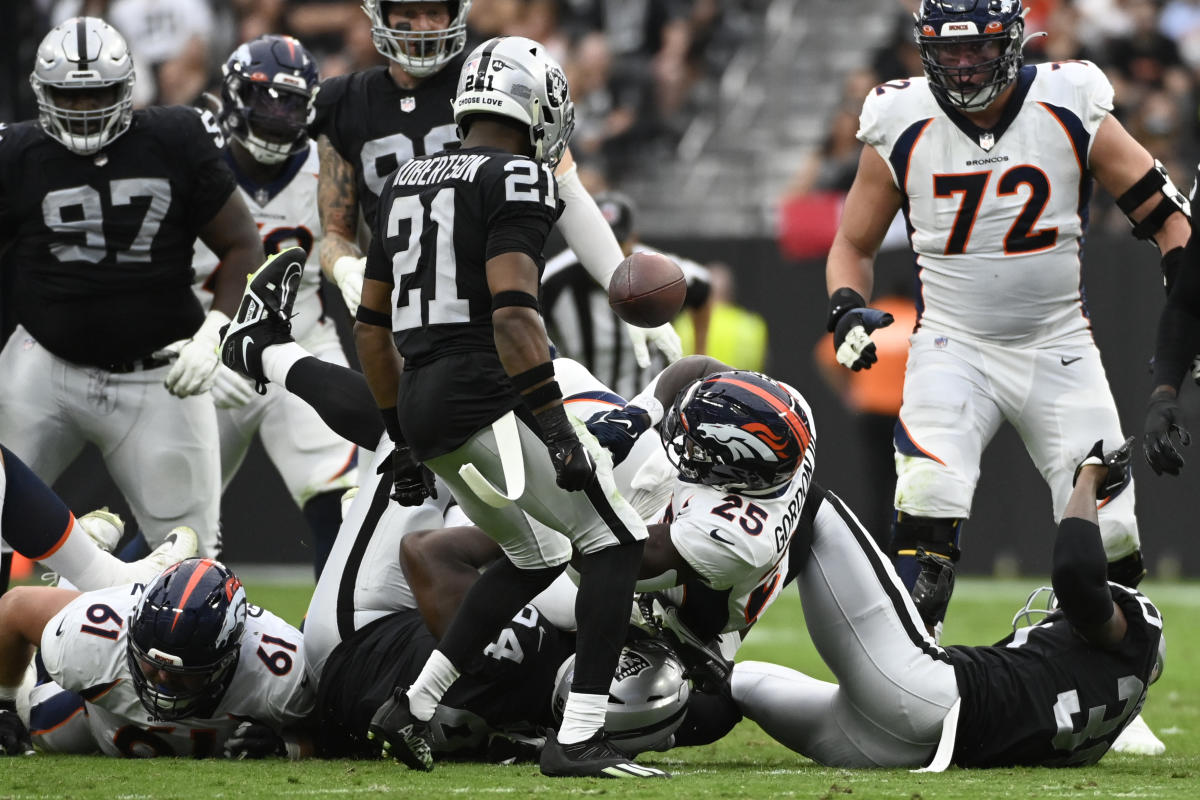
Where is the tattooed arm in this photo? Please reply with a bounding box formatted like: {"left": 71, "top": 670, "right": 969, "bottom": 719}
{"left": 318, "top": 134, "right": 368, "bottom": 312}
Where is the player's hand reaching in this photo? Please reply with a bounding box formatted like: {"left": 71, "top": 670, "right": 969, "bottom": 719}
{"left": 161, "top": 309, "right": 230, "bottom": 397}
{"left": 585, "top": 405, "right": 652, "bottom": 466}
{"left": 826, "top": 287, "right": 893, "bottom": 371}
{"left": 1074, "top": 436, "right": 1136, "bottom": 500}
{"left": 332, "top": 255, "right": 366, "bottom": 316}
{"left": 378, "top": 444, "right": 438, "bottom": 506}
{"left": 1144, "top": 389, "right": 1190, "bottom": 476}
{"left": 0, "top": 700, "right": 33, "bottom": 756}
{"left": 210, "top": 364, "right": 257, "bottom": 409}
{"left": 223, "top": 720, "right": 286, "bottom": 759}
{"left": 624, "top": 321, "right": 683, "bottom": 368}
{"left": 546, "top": 436, "right": 596, "bottom": 491}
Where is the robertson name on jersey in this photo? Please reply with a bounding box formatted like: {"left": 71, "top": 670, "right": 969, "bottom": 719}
{"left": 858, "top": 61, "right": 1114, "bottom": 347}
{"left": 0, "top": 107, "right": 237, "bottom": 366}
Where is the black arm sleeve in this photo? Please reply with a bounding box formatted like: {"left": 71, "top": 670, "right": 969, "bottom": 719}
{"left": 1153, "top": 238, "right": 1200, "bottom": 387}
{"left": 284, "top": 356, "right": 384, "bottom": 450}
{"left": 1051, "top": 517, "right": 1116, "bottom": 632}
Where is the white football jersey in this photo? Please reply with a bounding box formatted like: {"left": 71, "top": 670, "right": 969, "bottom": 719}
{"left": 193, "top": 146, "right": 327, "bottom": 345}
{"left": 39, "top": 584, "right": 313, "bottom": 758}
{"left": 660, "top": 430, "right": 816, "bottom": 634}
{"left": 858, "top": 62, "right": 1114, "bottom": 347}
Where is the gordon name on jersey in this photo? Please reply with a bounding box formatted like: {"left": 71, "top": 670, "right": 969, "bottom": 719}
{"left": 39, "top": 584, "right": 313, "bottom": 758}
{"left": 859, "top": 61, "right": 1114, "bottom": 346}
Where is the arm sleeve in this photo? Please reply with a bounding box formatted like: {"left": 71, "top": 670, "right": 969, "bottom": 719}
{"left": 1051, "top": 517, "right": 1116, "bottom": 632}
{"left": 1153, "top": 215, "right": 1200, "bottom": 388}
{"left": 554, "top": 164, "right": 625, "bottom": 288}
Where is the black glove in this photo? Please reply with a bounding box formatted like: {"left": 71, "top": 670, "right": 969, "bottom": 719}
{"left": 223, "top": 720, "right": 286, "bottom": 759}
{"left": 377, "top": 444, "right": 438, "bottom": 506}
{"left": 1144, "top": 391, "right": 1191, "bottom": 476}
{"left": 833, "top": 308, "right": 895, "bottom": 371}
{"left": 1073, "top": 436, "right": 1136, "bottom": 500}
{"left": 0, "top": 700, "right": 33, "bottom": 756}
{"left": 546, "top": 436, "right": 596, "bottom": 491}
{"left": 585, "top": 406, "right": 652, "bottom": 466}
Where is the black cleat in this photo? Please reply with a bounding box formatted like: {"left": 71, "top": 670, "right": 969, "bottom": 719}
{"left": 539, "top": 731, "right": 669, "bottom": 778}
{"left": 367, "top": 688, "right": 434, "bottom": 771}
{"left": 219, "top": 246, "right": 304, "bottom": 392}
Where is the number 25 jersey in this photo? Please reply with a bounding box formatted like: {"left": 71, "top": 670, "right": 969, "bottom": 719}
{"left": 858, "top": 62, "right": 1114, "bottom": 347}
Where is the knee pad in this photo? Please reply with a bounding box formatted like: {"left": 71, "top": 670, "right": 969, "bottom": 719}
{"left": 1107, "top": 549, "right": 1146, "bottom": 588}
{"left": 890, "top": 514, "right": 964, "bottom": 633}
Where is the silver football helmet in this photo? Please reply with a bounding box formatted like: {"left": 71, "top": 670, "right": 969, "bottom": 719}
{"left": 362, "top": 0, "right": 473, "bottom": 78}
{"left": 30, "top": 17, "right": 135, "bottom": 155}
{"left": 453, "top": 36, "right": 574, "bottom": 168}
{"left": 553, "top": 639, "right": 690, "bottom": 755}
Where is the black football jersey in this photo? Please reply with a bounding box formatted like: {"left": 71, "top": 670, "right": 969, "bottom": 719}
{"left": 366, "top": 146, "right": 563, "bottom": 457}
{"left": 948, "top": 583, "right": 1164, "bottom": 767}
{"left": 311, "top": 59, "right": 463, "bottom": 232}
{"left": 0, "top": 107, "right": 236, "bottom": 366}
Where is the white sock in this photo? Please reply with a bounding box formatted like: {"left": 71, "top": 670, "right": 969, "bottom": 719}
{"left": 39, "top": 516, "right": 127, "bottom": 592}
{"left": 557, "top": 691, "right": 608, "bottom": 745}
{"left": 405, "top": 650, "right": 460, "bottom": 722}
{"left": 262, "top": 342, "right": 310, "bottom": 386}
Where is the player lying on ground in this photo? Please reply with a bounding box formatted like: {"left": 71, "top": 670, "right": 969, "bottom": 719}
{"left": 0, "top": 558, "right": 314, "bottom": 758}
{"left": 723, "top": 438, "right": 1165, "bottom": 769}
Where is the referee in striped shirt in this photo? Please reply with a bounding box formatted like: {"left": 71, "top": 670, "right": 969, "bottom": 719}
{"left": 542, "top": 192, "right": 713, "bottom": 399}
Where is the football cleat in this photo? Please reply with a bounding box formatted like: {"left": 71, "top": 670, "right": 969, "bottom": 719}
{"left": 122, "top": 527, "right": 200, "bottom": 586}
{"left": 219, "top": 247, "right": 304, "bottom": 393}
{"left": 1111, "top": 713, "right": 1166, "bottom": 756}
{"left": 76, "top": 507, "right": 125, "bottom": 553}
{"left": 539, "top": 730, "right": 669, "bottom": 779}
{"left": 367, "top": 688, "right": 434, "bottom": 771}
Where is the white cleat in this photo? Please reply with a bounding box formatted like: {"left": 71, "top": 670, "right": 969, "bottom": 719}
{"left": 76, "top": 507, "right": 125, "bottom": 553}
{"left": 1111, "top": 713, "right": 1165, "bottom": 756}
{"left": 123, "top": 527, "right": 199, "bottom": 585}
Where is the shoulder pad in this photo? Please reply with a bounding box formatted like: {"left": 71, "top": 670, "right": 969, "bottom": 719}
{"left": 858, "top": 77, "right": 935, "bottom": 150}
{"left": 1034, "top": 60, "right": 1113, "bottom": 129}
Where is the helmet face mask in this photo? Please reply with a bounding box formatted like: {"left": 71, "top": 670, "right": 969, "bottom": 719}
{"left": 363, "top": 0, "right": 473, "bottom": 78}
{"left": 30, "top": 17, "right": 135, "bottom": 156}
{"left": 127, "top": 558, "right": 248, "bottom": 721}
{"left": 453, "top": 36, "right": 575, "bottom": 168}
{"left": 661, "top": 371, "right": 813, "bottom": 496}
{"left": 914, "top": 0, "right": 1025, "bottom": 112}
{"left": 221, "top": 36, "right": 319, "bottom": 166}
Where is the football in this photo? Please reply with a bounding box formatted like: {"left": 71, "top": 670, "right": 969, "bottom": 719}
{"left": 607, "top": 251, "right": 687, "bottom": 328}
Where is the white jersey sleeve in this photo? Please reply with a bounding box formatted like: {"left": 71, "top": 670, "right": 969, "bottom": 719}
{"left": 1035, "top": 60, "right": 1114, "bottom": 151}
{"left": 857, "top": 76, "right": 943, "bottom": 188}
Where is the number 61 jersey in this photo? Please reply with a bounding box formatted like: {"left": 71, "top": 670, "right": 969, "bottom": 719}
{"left": 37, "top": 584, "right": 313, "bottom": 758}
{"left": 859, "top": 62, "right": 1114, "bottom": 347}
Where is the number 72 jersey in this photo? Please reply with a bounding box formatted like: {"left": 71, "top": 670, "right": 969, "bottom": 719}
{"left": 36, "top": 584, "right": 313, "bottom": 758}
{"left": 859, "top": 62, "right": 1115, "bottom": 346}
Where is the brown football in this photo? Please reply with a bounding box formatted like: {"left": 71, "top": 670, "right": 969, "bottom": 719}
{"left": 607, "top": 251, "right": 687, "bottom": 328}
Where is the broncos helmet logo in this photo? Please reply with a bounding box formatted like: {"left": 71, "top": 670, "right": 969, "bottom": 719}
{"left": 695, "top": 422, "right": 784, "bottom": 464}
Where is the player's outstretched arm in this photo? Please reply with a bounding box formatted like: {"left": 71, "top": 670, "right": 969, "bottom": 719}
{"left": 401, "top": 527, "right": 503, "bottom": 639}
{"left": 317, "top": 135, "right": 365, "bottom": 314}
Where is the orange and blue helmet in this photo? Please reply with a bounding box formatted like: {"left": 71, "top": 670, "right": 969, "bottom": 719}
{"left": 220, "top": 35, "right": 318, "bottom": 165}
{"left": 127, "top": 558, "right": 248, "bottom": 721}
{"left": 914, "top": 0, "right": 1026, "bottom": 111}
{"left": 661, "top": 371, "right": 814, "bottom": 496}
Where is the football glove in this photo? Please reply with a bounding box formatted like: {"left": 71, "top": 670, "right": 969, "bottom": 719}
{"left": 1144, "top": 391, "right": 1190, "bottom": 476}
{"left": 378, "top": 444, "right": 438, "bottom": 506}
{"left": 0, "top": 700, "right": 33, "bottom": 756}
{"left": 210, "top": 363, "right": 257, "bottom": 409}
{"left": 833, "top": 308, "right": 894, "bottom": 371}
{"left": 162, "top": 309, "right": 230, "bottom": 397}
{"left": 332, "top": 255, "right": 366, "bottom": 316}
{"left": 1073, "top": 436, "right": 1136, "bottom": 500}
{"left": 585, "top": 405, "right": 652, "bottom": 466}
{"left": 546, "top": 436, "right": 596, "bottom": 491}
{"left": 624, "top": 320, "right": 683, "bottom": 369}
{"left": 223, "top": 720, "right": 286, "bottom": 759}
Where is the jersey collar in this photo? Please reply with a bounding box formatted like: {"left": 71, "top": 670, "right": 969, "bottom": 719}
{"left": 225, "top": 146, "right": 310, "bottom": 206}
{"left": 936, "top": 65, "right": 1036, "bottom": 152}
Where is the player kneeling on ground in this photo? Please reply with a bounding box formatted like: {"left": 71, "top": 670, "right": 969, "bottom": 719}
{"left": 0, "top": 559, "right": 313, "bottom": 757}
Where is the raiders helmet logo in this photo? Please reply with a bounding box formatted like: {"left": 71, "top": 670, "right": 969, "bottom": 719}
{"left": 615, "top": 650, "right": 652, "bottom": 681}
{"left": 545, "top": 66, "right": 568, "bottom": 108}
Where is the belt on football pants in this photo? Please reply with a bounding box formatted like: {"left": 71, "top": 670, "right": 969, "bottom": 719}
{"left": 103, "top": 355, "right": 174, "bottom": 373}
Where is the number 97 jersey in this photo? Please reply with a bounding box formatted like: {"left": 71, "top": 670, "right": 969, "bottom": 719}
{"left": 858, "top": 62, "right": 1114, "bottom": 347}
{"left": 36, "top": 584, "right": 313, "bottom": 758}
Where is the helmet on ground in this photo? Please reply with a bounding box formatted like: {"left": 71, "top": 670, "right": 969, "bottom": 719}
{"left": 220, "top": 35, "right": 319, "bottom": 165}
{"left": 127, "top": 558, "right": 248, "bottom": 721}
{"left": 914, "top": 0, "right": 1026, "bottom": 111}
{"left": 30, "top": 17, "right": 135, "bottom": 155}
{"left": 453, "top": 36, "right": 575, "bottom": 168}
{"left": 553, "top": 639, "right": 690, "bottom": 754}
{"left": 362, "top": 0, "right": 474, "bottom": 78}
{"left": 661, "top": 371, "right": 814, "bottom": 496}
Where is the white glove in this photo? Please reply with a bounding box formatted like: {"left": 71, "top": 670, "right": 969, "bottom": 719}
{"left": 162, "top": 310, "right": 230, "bottom": 397}
{"left": 623, "top": 320, "right": 683, "bottom": 368}
{"left": 210, "top": 363, "right": 258, "bottom": 409}
{"left": 332, "top": 255, "right": 365, "bottom": 316}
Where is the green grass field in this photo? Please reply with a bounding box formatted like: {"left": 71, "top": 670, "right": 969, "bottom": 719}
{"left": 4, "top": 576, "right": 1197, "bottom": 799}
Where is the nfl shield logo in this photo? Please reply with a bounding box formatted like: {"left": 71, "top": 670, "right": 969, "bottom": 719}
{"left": 401, "top": 97, "right": 416, "bottom": 113}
